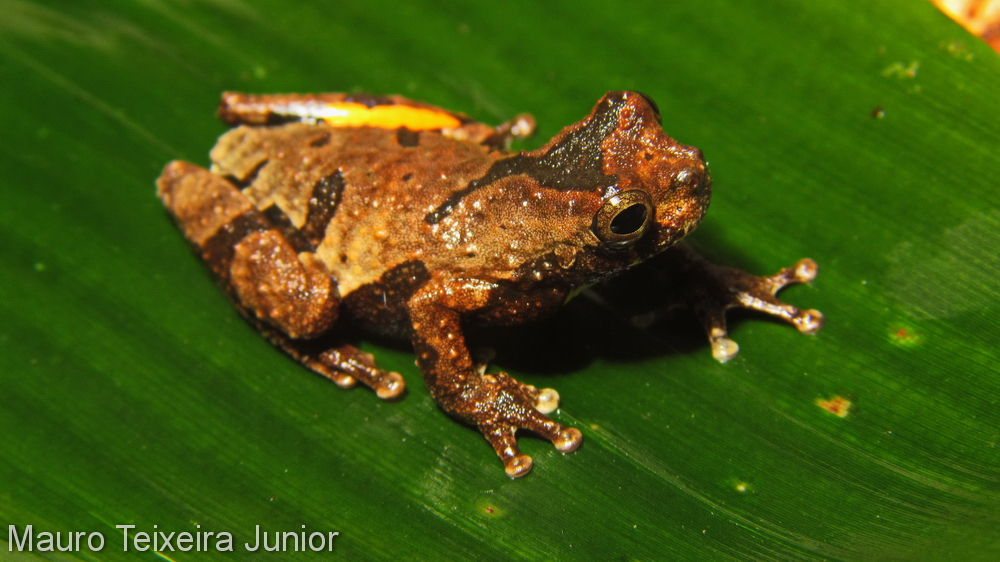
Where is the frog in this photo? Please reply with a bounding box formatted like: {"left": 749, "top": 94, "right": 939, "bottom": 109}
{"left": 156, "top": 90, "right": 823, "bottom": 478}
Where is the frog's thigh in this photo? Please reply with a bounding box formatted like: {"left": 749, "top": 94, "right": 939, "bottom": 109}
{"left": 157, "top": 161, "right": 337, "bottom": 340}
{"left": 158, "top": 161, "right": 404, "bottom": 399}
{"left": 229, "top": 231, "right": 338, "bottom": 339}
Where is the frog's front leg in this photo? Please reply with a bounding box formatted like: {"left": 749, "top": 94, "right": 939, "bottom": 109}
{"left": 653, "top": 244, "right": 824, "bottom": 363}
{"left": 407, "top": 279, "right": 582, "bottom": 478}
{"left": 156, "top": 161, "right": 404, "bottom": 398}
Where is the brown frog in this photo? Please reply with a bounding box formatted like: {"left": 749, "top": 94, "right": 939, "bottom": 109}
{"left": 157, "top": 91, "right": 822, "bottom": 477}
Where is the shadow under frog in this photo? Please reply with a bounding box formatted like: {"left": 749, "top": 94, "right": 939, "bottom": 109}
{"left": 157, "top": 90, "right": 822, "bottom": 478}
{"left": 470, "top": 220, "right": 815, "bottom": 377}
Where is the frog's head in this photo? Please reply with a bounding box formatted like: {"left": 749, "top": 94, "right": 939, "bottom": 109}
{"left": 427, "top": 91, "right": 710, "bottom": 286}
{"left": 528, "top": 91, "right": 712, "bottom": 283}
{"left": 584, "top": 91, "right": 710, "bottom": 257}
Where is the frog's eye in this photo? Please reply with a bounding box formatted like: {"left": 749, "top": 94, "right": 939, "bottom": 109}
{"left": 592, "top": 190, "right": 654, "bottom": 249}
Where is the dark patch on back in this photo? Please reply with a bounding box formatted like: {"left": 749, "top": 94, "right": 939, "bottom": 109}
{"left": 300, "top": 171, "right": 345, "bottom": 248}
{"left": 309, "top": 133, "right": 331, "bottom": 148}
{"left": 424, "top": 94, "right": 625, "bottom": 224}
{"left": 262, "top": 204, "right": 294, "bottom": 229}
{"left": 343, "top": 260, "right": 431, "bottom": 335}
{"left": 262, "top": 205, "right": 311, "bottom": 253}
{"left": 228, "top": 159, "right": 269, "bottom": 189}
{"left": 395, "top": 128, "right": 420, "bottom": 147}
{"left": 200, "top": 212, "right": 271, "bottom": 283}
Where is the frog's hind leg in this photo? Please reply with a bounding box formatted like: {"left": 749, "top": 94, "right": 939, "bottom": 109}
{"left": 480, "top": 112, "right": 536, "bottom": 148}
{"left": 258, "top": 327, "right": 405, "bottom": 400}
{"left": 156, "top": 160, "right": 404, "bottom": 399}
{"left": 442, "top": 112, "right": 536, "bottom": 150}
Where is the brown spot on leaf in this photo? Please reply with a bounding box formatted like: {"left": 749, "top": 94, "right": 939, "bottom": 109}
{"left": 816, "top": 396, "right": 851, "bottom": 418}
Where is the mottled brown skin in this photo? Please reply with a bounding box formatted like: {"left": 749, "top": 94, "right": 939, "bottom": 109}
{"left": 157, "top": 91, "right": 823, "bottom": 478}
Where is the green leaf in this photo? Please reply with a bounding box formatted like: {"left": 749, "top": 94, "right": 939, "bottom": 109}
{"left": 2, "top": 0, "right": 999, "bottom": 560}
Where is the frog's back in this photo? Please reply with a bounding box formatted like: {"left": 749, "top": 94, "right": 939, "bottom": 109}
{"left": 209, "top": 122, "right": 503, "bottom": 296}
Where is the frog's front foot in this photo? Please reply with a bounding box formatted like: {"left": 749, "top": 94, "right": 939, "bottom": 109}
{"left": 444, "top": 373, "right": 582, "bottom": 478}
{"left": 692, "top": 256, "right": 824, "bottom": 362}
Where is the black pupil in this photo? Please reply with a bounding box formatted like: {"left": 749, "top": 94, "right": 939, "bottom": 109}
{"left": 609, "top": 203, "right": 648, "bottom": 235}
